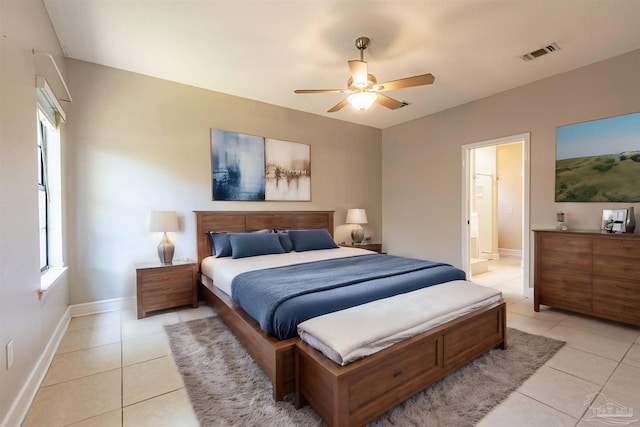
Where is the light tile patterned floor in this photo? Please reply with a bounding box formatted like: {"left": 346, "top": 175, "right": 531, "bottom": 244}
{"left": 21, "top": 260, "right": 640, "bottom": 426}
{"left": 21, "top": 306, "right": 212, "bottom": 427}
{"left": 475, "top": 256, "right": 640, "bottom": 427}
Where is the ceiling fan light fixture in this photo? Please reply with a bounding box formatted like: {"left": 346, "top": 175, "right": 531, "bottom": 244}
{"left": 354, "top": 80, "right": 368, "bottom": 89}
{"left": 294, "top": 36, "right": 434, "bottom": 113}
{"left": 348, "top": 92, "right": 377, "bottom": 110}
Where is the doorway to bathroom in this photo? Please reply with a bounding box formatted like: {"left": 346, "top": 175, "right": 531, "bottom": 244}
{"left": 461, "top": 133, "right": 531, "bottom": 298}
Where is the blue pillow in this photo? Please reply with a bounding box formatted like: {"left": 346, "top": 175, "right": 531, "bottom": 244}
{"left": 209, "top": 229, "right": 270, "bottom": 258}
{"left": 209, "top": 232, "right": 232, "bottom": 257}
{"left": 287, "top": 229, "right": 339, "bottom": 252}
{"left": 229, "top": 233, "right": 285, "bottom": 259}
{"left": 276, "top": 233, "right": 294, "bottom": 252}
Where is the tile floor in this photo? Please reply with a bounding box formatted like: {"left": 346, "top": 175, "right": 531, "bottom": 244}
{"left": 21, "top": 307, "right": 213, "bottom": 427}
{"left": 474, "top": 256, "right": 640, "bottom": 427}
{"left": 21, "top": 260, "right": 640, "bottom": 426}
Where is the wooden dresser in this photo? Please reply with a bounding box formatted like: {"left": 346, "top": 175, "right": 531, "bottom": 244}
{"left": 534, "top": 230, "right": 640, "bottom": 326}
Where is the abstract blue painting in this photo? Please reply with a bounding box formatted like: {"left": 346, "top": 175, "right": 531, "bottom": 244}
{"left": 211, "top": 129, "right": 265, "bottom": 201}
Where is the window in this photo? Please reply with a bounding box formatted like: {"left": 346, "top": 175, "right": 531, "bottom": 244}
{"left": 37, "top": 114, "right": 50, "bottom": 271}
{"left": 37, "top": 107, "right": 64, "bottom": 294}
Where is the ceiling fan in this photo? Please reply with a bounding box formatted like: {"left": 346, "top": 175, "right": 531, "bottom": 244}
{"left": 295, "top": 36, "right": 435, "bottom": 113}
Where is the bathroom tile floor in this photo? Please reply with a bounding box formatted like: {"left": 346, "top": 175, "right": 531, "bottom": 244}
{"left": 21, "top": 260, "right": 640, "bottom": 426}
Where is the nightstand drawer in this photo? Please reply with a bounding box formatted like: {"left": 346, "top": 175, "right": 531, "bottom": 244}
{"left": 142, "top": 290, "right": 194, "bottom": 312}
{"left": 140, "top": 269, "right": 192, "bottom": 290}
{"left": 142, "top": 278, "right": 192, "bottom": 293}
{"left": 340, "top": 243, "right": 383, "bottom": 254}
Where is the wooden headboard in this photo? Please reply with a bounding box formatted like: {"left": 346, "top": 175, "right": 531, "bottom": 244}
{"left": 194, "top": 211, "right": 335, "bottom": 266}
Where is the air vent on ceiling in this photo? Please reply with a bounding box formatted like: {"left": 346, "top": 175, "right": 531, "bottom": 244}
{"left": 521, "top": 43, "right": 560, "bottom": 61}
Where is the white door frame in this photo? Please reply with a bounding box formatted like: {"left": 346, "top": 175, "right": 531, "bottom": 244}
{"left": 461, "top": 133, "right": 532, "bottom": 298}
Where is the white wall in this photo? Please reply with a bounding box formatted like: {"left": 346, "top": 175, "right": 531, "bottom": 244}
{"left": 65, "top": 59, "right": 383, "bottom": 304}
{"left": 382, "top": 49, "right": 640, "bottom": 284}
{"left": 0, "top": 1, "right": 70, "bottom": 424}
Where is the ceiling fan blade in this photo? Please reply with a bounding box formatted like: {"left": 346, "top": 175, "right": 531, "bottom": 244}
{"left": 377, "top": 73, "right": 435, "bottom": 92}
{"left": 376, "top": 94, "right": 408, "bottom": 110}
{"left": 348, "top": 60, "right": 368, "bottom": 88}
{"left": 295, "top": 89, "right": 346, "bottom": 94}
{"left": 327, "top": 98, "right": 349, "bottom": 113}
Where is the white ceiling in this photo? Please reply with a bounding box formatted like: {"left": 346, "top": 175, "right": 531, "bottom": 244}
{"left": 43, "top": 0, "right": 640, "bottom": 129}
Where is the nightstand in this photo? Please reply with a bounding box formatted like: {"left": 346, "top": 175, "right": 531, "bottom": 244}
{"left": 340, "top": 243, "right": 383, "bottom": 254}
{"left": 135, "top": 259, "right": 198, "bottom": 319}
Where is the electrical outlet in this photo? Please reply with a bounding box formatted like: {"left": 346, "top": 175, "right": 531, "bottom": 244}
{"left": 6, "top": 340, "right": 14, "bottom": 369}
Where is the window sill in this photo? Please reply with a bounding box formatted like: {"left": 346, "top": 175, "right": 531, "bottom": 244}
{"left": 39, "top": 266, "right": 68, "bottom": 300}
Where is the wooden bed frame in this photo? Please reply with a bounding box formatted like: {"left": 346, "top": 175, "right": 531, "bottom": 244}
{"left": 194, "top": 210, "right": 507, "bottom": 415}
{"left": 194, "top": 210, "right": 335, "bottom": 400}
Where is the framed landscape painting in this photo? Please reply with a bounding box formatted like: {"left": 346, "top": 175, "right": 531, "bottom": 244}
{"left": 555, "top": 112, "right": 640, "bottom": 202}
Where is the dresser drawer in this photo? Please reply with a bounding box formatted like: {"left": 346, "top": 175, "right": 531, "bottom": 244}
{"left": 593, "top": 238, "right": 640, "bottom": 259}
{"left": 593, "top": 277, "right": 640, "bottom": 323}
{"left": 539, "top": 234, "right": 591, "bottom": 258}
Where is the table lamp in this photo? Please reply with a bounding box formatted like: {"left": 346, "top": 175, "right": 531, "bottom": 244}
{"left": 149, "top": 211, "right": 179, "bottom": 264}
{"left": 346, "top": 208, "right": 368, "bottom": 244}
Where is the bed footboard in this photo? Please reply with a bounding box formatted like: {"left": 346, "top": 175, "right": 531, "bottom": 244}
{"left": 295, "top": 301, "right": 506, "bottom": 427}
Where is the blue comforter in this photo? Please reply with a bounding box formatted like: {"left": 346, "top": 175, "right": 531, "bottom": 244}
{"left": 232, "top": 254, "right": 465, "bottom": 340}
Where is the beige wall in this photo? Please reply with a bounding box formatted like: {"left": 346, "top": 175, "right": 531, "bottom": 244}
{"left": 497, "top": 143, "right": 523, "bottom": 251}
{"left": 0, "top": 1, "right": 70, "bottom": 424}
{"left": 65, "top": 59, "right": 382, "bottom": 304}
{"left": 382, "top": 49, "right": 640, "bottom": 280}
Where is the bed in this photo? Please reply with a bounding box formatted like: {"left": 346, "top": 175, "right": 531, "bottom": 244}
{"left": 194, "top": 211, "right": 506, "bottom": 413}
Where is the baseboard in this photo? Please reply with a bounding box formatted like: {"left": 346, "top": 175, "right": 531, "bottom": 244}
{"left": 1, "top": 296, "right": 136, "bottom": 427}
{"left": 1, "top": 307, "right": 71, "bottom": 427}
{"left": 68, "top": 296, "right": 136, "bottom": 317}
{"left": 479, "top": 252, "right": 500, "bottom": 260}
{"left": 498, "top": 248, "right": 522, "bottom": 258}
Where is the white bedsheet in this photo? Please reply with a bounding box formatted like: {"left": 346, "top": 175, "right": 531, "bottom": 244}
{"left": 201, "top": 246, "right": 374, "bottom": 296}
{"left": 297, "top": 280, "right": 502, "bottom": 366}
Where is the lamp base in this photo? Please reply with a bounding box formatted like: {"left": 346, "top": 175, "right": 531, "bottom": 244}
{"left": 351, "top": 227, "right": 364, "bottom": 244}
{"left": 157, "top": 232, "right": 175, "bottom": 264}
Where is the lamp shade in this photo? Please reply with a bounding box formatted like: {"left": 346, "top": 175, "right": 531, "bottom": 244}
{"left": 149, "top": 211, "right": 179, "bottom": 232}
{"left": 348, "top": 92, "right": 377, "bottom": 110}
{"left": 346, "top": 208, "right": 368, "bottom": 225}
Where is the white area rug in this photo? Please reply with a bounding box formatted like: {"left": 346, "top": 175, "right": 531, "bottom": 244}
{"left": 165, "top": 316, "right": 564, "bottom": 426}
